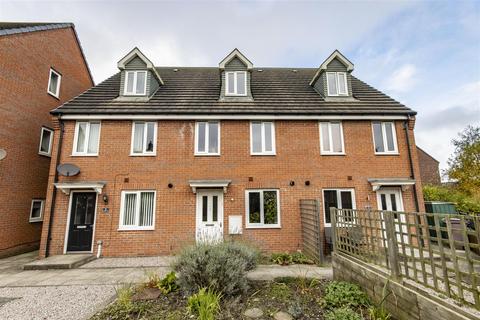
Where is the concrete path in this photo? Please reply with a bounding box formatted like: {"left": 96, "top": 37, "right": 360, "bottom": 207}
{"left": 0, "top": 251, "right": 332, "bottom": 320}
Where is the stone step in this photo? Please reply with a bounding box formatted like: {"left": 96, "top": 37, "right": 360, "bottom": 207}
{"left": 23, "top": 254, "right": 95, "bottom": 270}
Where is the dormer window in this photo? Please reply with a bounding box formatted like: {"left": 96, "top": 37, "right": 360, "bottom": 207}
{"left": 124, "top": 71, "right": 147, "bottom": 96}
{"left": 327, "top": 72, "right": 348, "bottom": 96}
{"left": 225, "top": 71, "right": 247, "bottom": 96}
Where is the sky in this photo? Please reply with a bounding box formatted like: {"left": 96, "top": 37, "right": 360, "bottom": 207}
{"left": 1, "top": 0, "right": 479, "bottom": 173}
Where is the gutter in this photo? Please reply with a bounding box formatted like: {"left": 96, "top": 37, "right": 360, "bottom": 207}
{"left": 403, "top": 118, "right": 420, "bottom": 212}
{"left": 45, "top": 117, "right": 64, "bottom": 257}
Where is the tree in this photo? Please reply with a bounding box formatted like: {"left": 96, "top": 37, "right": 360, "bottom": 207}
{"left": 446, "top": 125, "right": 480, "bottom": 197}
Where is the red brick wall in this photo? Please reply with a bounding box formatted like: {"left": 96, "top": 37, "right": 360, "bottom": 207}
{"left": 0, "top": 27, "right": 93, "bottom": 257}
{"left": 40, "top": 119, "right": 424, "bottom": 257}
{"left": 416, "top": 147, "right": 441, "bottom": 185}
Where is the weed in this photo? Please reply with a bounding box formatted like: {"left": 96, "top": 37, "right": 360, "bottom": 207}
{"left": 325, "top": 307, "right": 362, "bottom": 320}
{"left": 158, "top": 271, "right": 179, "bottom": 294}
{"left": 322, "top": 281, "right": 370, "bottom": 310}
{"left": 115, "top": 284, "right": 134, "bottom": 311}
{"left": 187, "top": 287, "right": 222, "bottom": 320}
{"left": 271, "top": 252, "right": 293, "bottom": 265}
{"left": 269, "top": 282, "right": 291, "bottom": 301}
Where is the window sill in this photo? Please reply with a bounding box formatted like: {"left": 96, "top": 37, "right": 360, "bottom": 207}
{"left": 71, "top": 154, "right": 99, "bottom": 157}
{"left": 250, "top": 153, "right": 276, "bottom": 156}
{"left": 118, "top": 227, "right": 155, "bottom": 231}
{"left": 245, "top": 225, "right": 281, "bottom": 229}
{"left": 29, "top": 219, "right": 43, "bottom": 223}
{"left": 374, "top": 152, "right": 399, "bottom": 156}
{"left": 320, "top": 152, "right": 346, "bottom": 156}
{"left": 194, "top": 153, "right": 221, "bottom": 157}
{"left": 47, "top": 91, "right": 60, "bottom": 99}
{"left": 225, "top": 94, "right": 248, "bottom": 97}
{"left": 38, "top": 152, "right": 52, "bottom": 157}
{"left": 130, "top": 153, "right": 157, "bottom": 157}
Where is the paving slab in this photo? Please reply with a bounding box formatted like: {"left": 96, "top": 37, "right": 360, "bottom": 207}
{"left": 23, "top": 254, "right": 95, "bottom": 270}
{"left": 247, "top": 264, "right": 333, "bottom": 281}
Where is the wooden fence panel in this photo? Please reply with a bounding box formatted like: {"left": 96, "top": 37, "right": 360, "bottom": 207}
{"left": 300, "top": 199, "right": 324, "bottom": 264}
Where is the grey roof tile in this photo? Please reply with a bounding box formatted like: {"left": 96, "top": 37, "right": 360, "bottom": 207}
{"left": 53, "top": 67, "right": 416, "bottom": 116}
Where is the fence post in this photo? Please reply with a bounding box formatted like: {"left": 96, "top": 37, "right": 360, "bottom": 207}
{"left": 384, "top": 211, "right": 401, "bottom": 280}
{"left": 331, "top": 207, "right": 337, "bottom": 252}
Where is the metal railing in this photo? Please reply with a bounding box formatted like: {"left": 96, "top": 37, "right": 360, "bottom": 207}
{"left": 332, "top": 208, "right": 480, "bottom": 309}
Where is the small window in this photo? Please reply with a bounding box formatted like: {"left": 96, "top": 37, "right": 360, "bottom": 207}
{"left": 319, "top": 122, "right": 344, "bottom": 154}
{"left": 38, "top": 127, "right": 53, "bottom": 156}
{"left": 73, "top": 121, "right": 101, "bottom": 156}
{"left": 372, "top": 122, "right": 398, "bottom": 154}
{"left": 119, "top": 190, "right": 156, "bottom": 230}
{"left": 30, "top": 199, "right": 44, "bottom": 222}
{"left": 124, "top": 71, "right": 147, "bottom": 95}
{"left": 251, "top": 121, "right": 275, "bottom": 155}
{"left": 225, "top": 71, "right": 247, "bottom": 96}
{"left": 323, "top": 189, "right": 355, "bottom": 227}
{"left": 246, "top": 189, "right": 280, "bottom": 228}
{"left": 195, "top": 121, "right": 220, "bottom": 155}
{"left": 131, "top": 122, "right": 157, "bottom": 155}
{"left": 47, "top": 68, "right": 61, "bottom": 98}
{"left": 326, "top": 72, "right": 348, "bottom": 96}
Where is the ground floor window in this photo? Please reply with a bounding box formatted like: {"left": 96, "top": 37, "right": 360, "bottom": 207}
{"left": 119, "top": 190, "right": 156, "bottom": 230}
{"left": 30, "top": 199, "right": 44, "bottom": 222}
{"left": 323, "top": 189, "right": 356, "bottom": 226}
{"left": 245, "top": 189, "right": 280, "bottom": 228}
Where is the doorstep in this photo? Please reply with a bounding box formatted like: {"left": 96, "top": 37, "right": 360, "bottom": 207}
{"left": 23, "top": 254, "right": 95, "bottom": 270}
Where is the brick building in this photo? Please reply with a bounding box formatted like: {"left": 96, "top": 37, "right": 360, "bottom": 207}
{"left": 39, "top": 48, "right": 424, "bottom": 258}
{"left": 0, "top": 23, "right": 93, "bottom": 257}
{"left": 416, "top": 146, "right": 441, "bottom": 185}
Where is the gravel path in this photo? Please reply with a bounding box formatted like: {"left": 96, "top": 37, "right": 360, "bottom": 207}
{"left": 0, "top": 285, "right": 116, "bottom": 320}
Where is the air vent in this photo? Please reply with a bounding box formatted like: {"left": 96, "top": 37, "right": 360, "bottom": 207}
{"left": 257, "top": 69, "right": 263, "bottom": 72}
{"left": 173, "top": 68, "right": 179, "bottom": 72}
{"left": 292, "top": 69, "right": 298, "bottom": 73}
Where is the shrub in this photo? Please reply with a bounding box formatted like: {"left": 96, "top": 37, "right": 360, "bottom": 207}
{"left": 187, "top": 287, "right": 222, "bottom": 320}
{"left": 174, "top": 241, "right": 258, "bottom": 296}
{"left": 291, "top": 251, "right": 315, "bottom": 264}
{"left": 158, "top": 271, "right": 179, "bottom": 294}
{"left": 325, "top": 307, "right": 362, "bottom": 320}
{"left": 271, "top": 252, "right": 293, "bottom": 265}
{"left": 322, "top": 281, "right": 370, "bottom": 310}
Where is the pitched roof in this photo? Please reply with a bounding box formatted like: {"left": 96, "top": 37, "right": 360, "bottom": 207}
{"left": 53, "top": 67, "right": 416, "bottom": 116}
{"left": 0, "top": 22, "right": 73, "bottom": 36}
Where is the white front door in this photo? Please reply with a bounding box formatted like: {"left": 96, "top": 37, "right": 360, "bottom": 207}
{"left": 377, "top": 188, "right": 408, "bottom": 244}
{"left": 196, "top": 190, "right": 224, "bottom": 243}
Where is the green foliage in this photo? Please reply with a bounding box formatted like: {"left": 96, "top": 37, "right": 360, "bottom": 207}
{"left": 144, "top": 271, "right": 162, "bottom": 289}
{"left": 268, "top": 282, "right": 291, "bottom": 301}
{"left": 369, "top": 306, "right": 391, "bottom": 320}
{"left": 423, "top": 184, "right": 480, "bottom": 215}
{"left": 173, "top": 241, "right": 259, "bottom": 296}
{"left": 325, "top": 307, "right": 362, "bottom": 320}
{"left": 158, "top": 271, "right": 179, "bottom": 294}
{"left": 115, "top": 284, "right": 134, "bottom": 311}
{"left": 322, "top": 281, "right": 370, "bottom": 310}
{"left": 446, "top": 125, "right": 480, "bottom": 196}
{"left": 187, "top": 288, "right": 222, "bottom": 320}
{"left": 271, "top": 251, "right": 315, "bottom": 265}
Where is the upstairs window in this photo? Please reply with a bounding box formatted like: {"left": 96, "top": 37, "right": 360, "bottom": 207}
{"left": 30, "top": 199, "right": 44, "bottom": 222}
{"left": 225, "top": 71, "right": 247, "bottom": 96}
{"left": 131, "top": 122, "right": 157, "bottom": 156}
{"left": 195, "top": 121, "right": 220, "bottom": 155}
{"left": 73, "top": 121, "right": 101, "bottom": 156}
{"left": 251, "top": 121, "right": 275, "bottom": 155}
{"left": 38, "top": 127, "right": 53, "bottom": 156}
{"left": 124, "top": 71, "right": 147, "bottom": 95}
{"left": 319, "top": 122, "right": 344, "bottom": 154}
{"left": 326, "top": 72, "right": 347, "bottom": 96}
{"left": 47, "top": 68, "right": 61, "bottom": 98}
{"left": 372, "top": 122, "right": 398, "bottom": 154}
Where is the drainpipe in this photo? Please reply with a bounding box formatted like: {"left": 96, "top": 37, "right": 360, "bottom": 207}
{"left": 45, "top": 117, "right": 64, "bottom": 257}
{"left": 403, "top": 118, "right": 420, "bottom": 212}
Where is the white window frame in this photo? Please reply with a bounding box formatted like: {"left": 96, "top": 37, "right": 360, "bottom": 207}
{"left": 130, "top": 121, "right": 157, "bottom": 156}
{"left": 194, "top": 121, "right": 221, "bottom": 156}
{"left": 47, "top": 68, "right": 61, "bottom": 98}
{"left": 119, "top": 190, "right": 156, "bottom": 231}
{"left": 326, "top": 72, "right": 348, "bottom": 96}
{"left": 225, "top": 71, "right": 247, "bottom": 96}
{"left": 372, "top": 121, "right": 399, "bottom": 155}
{"left": 124, "top": 71, "right": 147, "bottom": 96}
{"left": 72, "top": 121, "right": 101, "bottom": 156}
{"left": 38, "top": 127, "right": 54, "bottom": 157}
{"left": 245, "top": 189, "right": 281, "bottom": 229}
{"left": 319, "top": 121, "right": 345, "bottom": 155}
{"left": 322, "top": 188, "right": 356, "bottom": 227}
{"left": 29, "top": 199, "right": 44, "bottom": 222}
{"left": 250, "top": 121, "right": 276, "bottom": 155}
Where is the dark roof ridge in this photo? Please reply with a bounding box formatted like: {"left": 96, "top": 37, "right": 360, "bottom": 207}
{"left": 0, "top": 22, "right": 73, "bottom": 36}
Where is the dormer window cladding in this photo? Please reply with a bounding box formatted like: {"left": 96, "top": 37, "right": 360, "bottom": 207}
{"left": 226, "top": 71, "right": 247, "bottom": 96}
{"left": 327, "top": 72, "right": 348, "bottom": 96}
{"left": 124, "top": 70, "right": 147, "bottom": 95}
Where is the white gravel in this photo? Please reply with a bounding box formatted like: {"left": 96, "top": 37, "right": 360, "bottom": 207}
{"left": 0, "top": 285, "right": 116, "bottom": 320}
{"left": 81, "top": 256, "right": 175, "bottom": 269}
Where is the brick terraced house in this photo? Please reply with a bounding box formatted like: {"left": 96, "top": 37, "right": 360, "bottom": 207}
{"left": 39, "top": 48, "right": 424, "bottom": 258}
{"left": 0, "top": 22, "right": 93, "bottom": 257}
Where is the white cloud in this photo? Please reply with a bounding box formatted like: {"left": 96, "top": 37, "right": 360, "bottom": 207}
{"left": 386, "top": 64, "right": 417, "bottom": 92}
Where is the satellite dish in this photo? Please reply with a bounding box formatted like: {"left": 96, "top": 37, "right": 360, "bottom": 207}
{"left": 57, "top": 163, "right": 80, "bottom": 177}
{"left": 0, "top": 149, "right": 6, "bottom": 160}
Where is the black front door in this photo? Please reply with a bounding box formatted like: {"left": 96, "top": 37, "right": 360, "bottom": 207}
{"left": 67, "top": 192, "right": 96, "bottom": 252}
